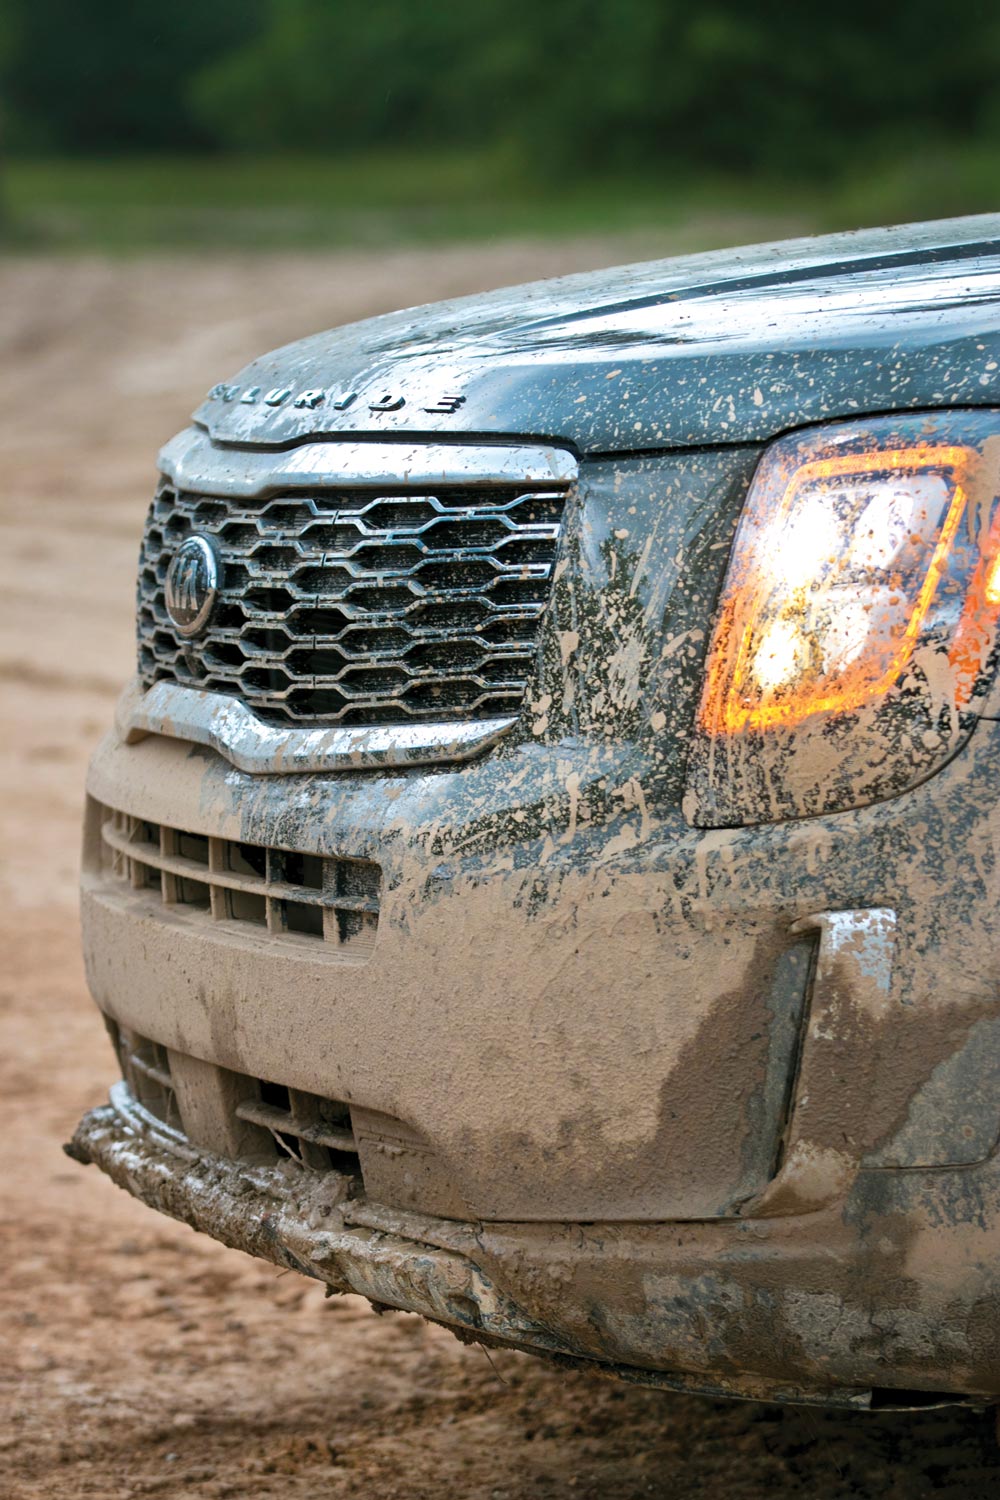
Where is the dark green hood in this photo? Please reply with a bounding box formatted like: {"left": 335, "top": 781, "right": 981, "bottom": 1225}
{"left": 194, "top": 215, "right": 1000, "bottom": 454}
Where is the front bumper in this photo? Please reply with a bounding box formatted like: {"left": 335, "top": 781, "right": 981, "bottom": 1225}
{"left": 70, "top": 1082, "right": 1000, "bottom": 1409}
{"left": 78, "top": 685, "right": 1000, "bottom": 1403}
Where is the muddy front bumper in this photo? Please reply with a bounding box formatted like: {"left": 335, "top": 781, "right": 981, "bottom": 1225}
{"left": 76, "top": 698, "right": 1000, "bottom": 1407}
{"left": 72, "top": 1079, "right": 1000, "bottom": 1410}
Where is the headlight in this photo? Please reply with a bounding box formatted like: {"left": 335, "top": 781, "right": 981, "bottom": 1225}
{"left": 685, "top": 411, "right": 1000, "bottom": 826}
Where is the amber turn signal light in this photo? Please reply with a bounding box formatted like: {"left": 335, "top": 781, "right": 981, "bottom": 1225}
{"left": 687, "top": 412, "right": 1000, "bottom": 826}
{"left": 701, "top": 438, "right": 981, "bottom": 734}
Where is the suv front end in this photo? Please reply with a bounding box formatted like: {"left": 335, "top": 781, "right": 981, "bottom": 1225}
{"left": 71, "top": 217, "right": 1000, "bottom": 1410}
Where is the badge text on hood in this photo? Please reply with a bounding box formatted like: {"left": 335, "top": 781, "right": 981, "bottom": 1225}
{"left": 207, "top": 382, "right": 468, "bottom": 415}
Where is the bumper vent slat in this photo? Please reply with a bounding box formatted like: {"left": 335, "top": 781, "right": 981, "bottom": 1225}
{"left": 136, "top": 479, "right": 569, "bottom": 728}
{"left": 110, "top": 1031, "right": 362, "bottom": 1176}
{"left": 112, "top": 1025, "right": 182, "bottom": 1136}
{"left": 97, "top": 804, "right": 381, "bottom": 956}
{"left": 235, "top": 1097, "right": 358, "bottom": 1155}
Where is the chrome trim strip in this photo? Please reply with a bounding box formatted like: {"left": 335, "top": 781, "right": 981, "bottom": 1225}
{"left": 746, "top": 908, "right": 897, "bottom": 1218}
{"left": 117, "top": 678, "right": 517, "bottom": 774}
{"left": 159, "top": 428, "right": 577, "bottom": 499}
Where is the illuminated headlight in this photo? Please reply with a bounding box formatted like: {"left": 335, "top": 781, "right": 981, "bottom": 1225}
{"left": 685, "top": 411, "right": 1000, "bottom": 826}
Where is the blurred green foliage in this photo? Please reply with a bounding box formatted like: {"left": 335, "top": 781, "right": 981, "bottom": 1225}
{"left": 4, "top": 0, "right": 1000, "bottom": 174}
{"left": 1, "top": 0, "right": 998, "bottom": 248}
{"left": 1, "top": 0, "right": 260, "bottom": 152}
{"left": 7, "top": 145, "right": 1000, "bottom": 253}
{"left": 193, "top": 0, "right": 1000, "bottom": 176}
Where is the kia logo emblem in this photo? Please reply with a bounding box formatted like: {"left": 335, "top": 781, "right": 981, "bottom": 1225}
{"left": 165, "top": 535, "right": 220, "bottom": 638}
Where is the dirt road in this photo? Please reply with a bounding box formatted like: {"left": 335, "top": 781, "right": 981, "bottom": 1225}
{"left": 2, "top": 244, "right": 999, "bottom": 1498}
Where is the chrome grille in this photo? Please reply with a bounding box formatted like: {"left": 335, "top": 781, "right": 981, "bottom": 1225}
{"left": 136, "top": 476, "right": 569, "bottom": 727}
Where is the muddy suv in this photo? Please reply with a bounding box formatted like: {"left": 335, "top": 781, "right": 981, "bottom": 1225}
{"left": 71, "top": 217, "right": 1000, "bottom": 1412}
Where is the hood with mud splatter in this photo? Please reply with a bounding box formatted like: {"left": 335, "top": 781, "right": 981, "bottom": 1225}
{"left": 193, "top": 216, "right": 1000, "bottom": 455}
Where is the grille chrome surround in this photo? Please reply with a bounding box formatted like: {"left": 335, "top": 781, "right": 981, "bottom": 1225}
{"left": 97, "top": 803, "right": 381, "bottom": 956}
{"left": 136, "top": 440, "right": 574, "bottom": 738}
{"left": 117, "top": 677, "right": 516, "bottom": 774}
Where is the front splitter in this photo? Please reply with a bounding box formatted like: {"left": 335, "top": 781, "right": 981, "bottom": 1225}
{"left": 68, "top": 1085, "right": 940, "bottom": 1412}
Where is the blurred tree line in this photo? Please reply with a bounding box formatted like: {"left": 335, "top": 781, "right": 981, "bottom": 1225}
{"left": 3, "top": 0, "right": 1000, "bottom": 176}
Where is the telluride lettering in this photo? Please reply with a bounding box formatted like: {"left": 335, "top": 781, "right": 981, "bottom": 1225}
{"left": 204, "top": 382, "right": 468, "bottom": 415}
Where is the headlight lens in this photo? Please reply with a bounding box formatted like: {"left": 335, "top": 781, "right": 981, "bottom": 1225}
{"left": 686, "top": 411, "right": 1000, "bottom": 826}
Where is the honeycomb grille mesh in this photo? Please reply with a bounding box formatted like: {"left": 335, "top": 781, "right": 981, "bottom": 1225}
{"left": 136, "top": 478, "right": 568, "bottom": 727}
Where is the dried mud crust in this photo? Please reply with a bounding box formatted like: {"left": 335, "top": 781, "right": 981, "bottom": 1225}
{"left": 3, "top": 251, "right": 1000, "bottom": 1496}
